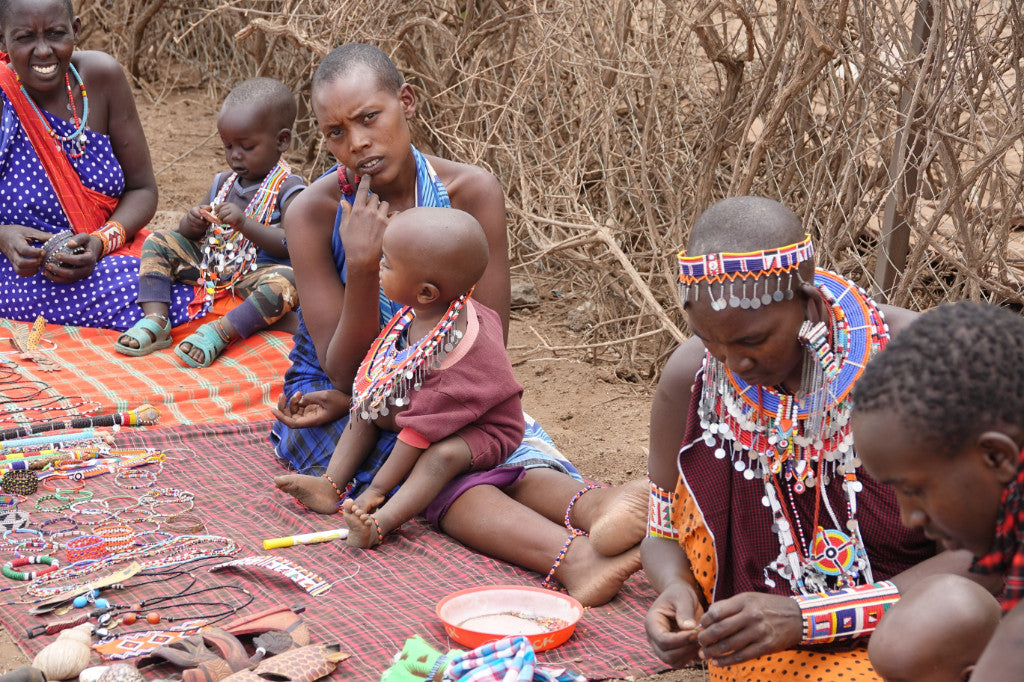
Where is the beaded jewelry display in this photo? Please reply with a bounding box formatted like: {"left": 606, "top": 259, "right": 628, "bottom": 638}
{"left": 350, "top": 291, "right": 471, "bottom": 420}
{"left": 196, "top": 160, "right": 292, "bottom": 312}
{"left": 678, "top": 235, "right": 814, "bottom": 310}
{"left": 18, "top": 63, "right": 89, "bottom": 158}
{"left": 691, "top": 267, "right": 889, "bottom": 595}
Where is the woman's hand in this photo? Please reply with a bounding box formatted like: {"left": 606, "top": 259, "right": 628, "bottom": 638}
{"left": 696, "top": 591, "right": 803, "bottom": 666}
{"left": 645, "top": 579, "right": 706, "bottom": 669}
{"left": 272, "top": 389, "right": 351, "bottom": 429}
{"left": 43, "top": 233, "right": 101, "bottom": 284}
{"left": 0, "top": 225, "right": 51, "bottom": 277}
{"left": 337, "top": 174, "right": 390, "bottom": 274}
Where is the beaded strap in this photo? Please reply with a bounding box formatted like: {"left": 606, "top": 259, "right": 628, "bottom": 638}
{"left": 648, "top": 480, "right": 680, "bottom": 541}
{"left": 791, "top": 580, "right": 900, "bottom": 644}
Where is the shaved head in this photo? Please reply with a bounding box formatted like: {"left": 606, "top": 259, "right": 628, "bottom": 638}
{"left": 385, "top": 207, "right": 489, "bottom": 298}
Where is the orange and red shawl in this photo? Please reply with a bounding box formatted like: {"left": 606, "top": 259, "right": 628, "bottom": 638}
{"left": 0, "top": 55, "right": 143, "bottom": 257}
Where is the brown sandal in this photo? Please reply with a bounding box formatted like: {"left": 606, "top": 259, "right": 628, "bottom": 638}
{"left": 221, "top": 645, "right": 349, "bottom": 682}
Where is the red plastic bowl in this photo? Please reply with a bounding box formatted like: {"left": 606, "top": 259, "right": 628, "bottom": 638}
{"left": 436, "top": 584, "right": 584, "bottom": 652}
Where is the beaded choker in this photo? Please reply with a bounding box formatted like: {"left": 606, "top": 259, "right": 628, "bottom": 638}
{"left": 678, "top": 235, "right": 813, "bottom": 310}
{"left": 18, "top": 63, "right": 88, "bottom": 159}
{"left": 198, "top": 160, "right": 292, "bottom": 304}
{"left": 692, "top": 270, "right": 889, "bottom": 594}
{"left": 351, "top": 292, "right": 471, "bottom": 420}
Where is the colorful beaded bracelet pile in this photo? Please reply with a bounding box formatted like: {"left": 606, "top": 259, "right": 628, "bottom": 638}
{"left": 3, "top": 555, "right": 59, "bottom": 580}
{"left": 1, "top": 470, "right": 38, "bottom": 495}
{"left": 64, "top": 535, "right": 107, "bottom": 563}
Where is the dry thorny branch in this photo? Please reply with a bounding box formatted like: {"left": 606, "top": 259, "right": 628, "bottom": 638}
{"left": 78, "top": 0, "right": 1024, "bottom": 381}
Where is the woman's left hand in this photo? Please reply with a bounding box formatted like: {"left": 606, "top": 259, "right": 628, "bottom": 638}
{"left": 696, "top": 592, "right": 804, "bottom": 666}
{"left": 42, "top": 234, "right": 101, "bottom": 284}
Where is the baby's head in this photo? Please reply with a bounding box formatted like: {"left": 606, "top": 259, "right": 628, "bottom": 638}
{"left": 217, "top": 77, "right": 297, "bottom": 182}
{"left": 852, "top": 301, "right": 1024, "bottom": 557}
{"left": 380, "top": 207, "right": 488, "bottom": 311}
{"left": 868, "top": 574, "right": 1000, "bottom": 682}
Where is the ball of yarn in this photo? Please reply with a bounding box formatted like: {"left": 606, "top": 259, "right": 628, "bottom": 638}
{"left": 31, "top": 623, "right": 94, "bottom": 680}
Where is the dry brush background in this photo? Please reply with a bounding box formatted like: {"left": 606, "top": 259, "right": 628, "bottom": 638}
{"left": 79, "top": 0, "right": 1024, "bottom": 380}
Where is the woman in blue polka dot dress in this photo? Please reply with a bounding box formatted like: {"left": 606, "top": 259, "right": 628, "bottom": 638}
{"left": 0, "top": 0, "right": 194, "bottom": 331}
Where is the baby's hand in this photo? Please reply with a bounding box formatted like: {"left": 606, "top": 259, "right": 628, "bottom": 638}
{"left": 179, "top": 206, "right": 212, "bottom": 240}
{"left": 214, "top": 203, "right": 245, "bottom": 233}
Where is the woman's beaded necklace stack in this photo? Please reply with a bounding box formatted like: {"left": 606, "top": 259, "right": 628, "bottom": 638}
{"left": 17, "top": 63, "right": 88, "bottom": 159}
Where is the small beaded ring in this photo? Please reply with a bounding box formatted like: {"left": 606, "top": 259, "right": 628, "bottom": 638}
{"left": 64, "top": 535, "right": 107, "bottom": 563}
{"left": 161, "top": 513, "right": 205, "bottom": 534}
{"left": 1, "top": 470, "right": 39, "bottom": 496}
{"left": 2, "top": 555, "right": 59, "bottom": 580}
{"left": 34, "top": 495, "right": 73, "bottom": 513}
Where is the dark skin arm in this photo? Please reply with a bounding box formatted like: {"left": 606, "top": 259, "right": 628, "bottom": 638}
{"left": 212, "top": 190, "right": 297, "bottom": 260}
{"left": 45, "top": 51, "right": 157, "bottom": 283}
{"left": 970, "top": 600, "right": 1024, "bottom": 681}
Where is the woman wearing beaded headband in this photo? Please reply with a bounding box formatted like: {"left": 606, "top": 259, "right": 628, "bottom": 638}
{"left": 643, "top": 196, "right": 980, "bottom": 679}
{"left": 271, "top": 43, "right": 647, "bottom": 606}
{"left": 0, "top": 0, "right": 192, "bottom": 330}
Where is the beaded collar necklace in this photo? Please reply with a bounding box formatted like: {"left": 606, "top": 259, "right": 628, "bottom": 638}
{"left": 198, "top": 159, "right": 292, "bottom": 300}
{"left": 17, "top": 63, "right": 88, "bottom": 159}
{"left": 692, "top": 270, "right": 889, "bottom": 594}
{"left": 351, "top": 292, "right": 471, "bottom": 420}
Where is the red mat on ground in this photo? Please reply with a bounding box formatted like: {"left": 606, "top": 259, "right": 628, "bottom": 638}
{"left": 0, "top": 312, "right": 291, "bottom": 428}
{"left": 0, "top": 421, "right": 667, "bottom": 680}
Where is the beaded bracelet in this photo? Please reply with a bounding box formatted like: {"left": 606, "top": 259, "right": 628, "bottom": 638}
{"left": 3, "top": 555, "right": 59, "bottom": 580}
{"left": 114, "top": 509, "right": 154, "bottom": 526}
{"left": 95, "top": 220, "right": 127, "bottom": 257}
{"left": 113, "top": 467, "right": 158, "bottom": 490}
{"left": 133, "top": 530, "right": 172, "bottom": 547}
{"left": 70, "top": 499, "right": 111, "bottom": 516}
{"left": 42, "top": 476, "right": 85, "bottom": 493}
{"left": 791, "top": 580, "right": 900, "bottom": 644}
{"left": 34, "top": 494, "right": 73, "bottom": 513}
{"left": 64, "top": 535, "right": 107, "bottom": 563}
{"left": 94, "top": 523, "right": 134, "bottom": 555}
{"left": 1, "top": 470, "right": 38, "bottom": 496}
{"left": 101, "top": 496, "right": 140, "bottom": 513}
{"left": 0, "top": 494, "right": 22, "bottom": 511}
{"left": 648, "top": 480, "right": 681, "bottom": 541}
{"left": 2, "top": 527, "right": 42, "bottom": 547}
{"left": 162, "top": 514, "right": 205, "bottom": 534}
{"left": 40, "top": 516, "right": 79, "bottom": 538}
{"left": 55, "top": 489, "right": 93, "bottom": 503}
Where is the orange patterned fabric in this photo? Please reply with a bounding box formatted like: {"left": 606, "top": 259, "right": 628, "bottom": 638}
{"left": 671, "top": 476, "right": 880, "bottom": 681}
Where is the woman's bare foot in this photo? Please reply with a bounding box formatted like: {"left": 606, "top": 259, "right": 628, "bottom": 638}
{"left": 342, "top": 498, "right": 382, "bottom": 548}
{"left": 554, "top": 534, "right": 642, "bottom": 607}
{"left": 588, "top": 478, "right": 648, "bottom": 556}
{"left": 273, "top": 474, "right": 341, "bottom": 514}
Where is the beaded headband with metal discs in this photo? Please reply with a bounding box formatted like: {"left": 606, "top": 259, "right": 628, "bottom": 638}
{"left": 678, "top": 235, "right": 814, "bottom": 311}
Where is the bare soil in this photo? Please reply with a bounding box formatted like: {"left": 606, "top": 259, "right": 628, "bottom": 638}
{"left": 0, "top": 89, "right": 705, "bottom": 681}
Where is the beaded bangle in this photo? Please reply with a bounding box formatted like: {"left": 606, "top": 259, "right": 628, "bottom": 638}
{"left": 114, "top": 509, "right": 154, "bottom": 525}
{"left": 64, "top": 535, "right": 107, "bottom": 563}
{"left": 56, "top": 489, "right": 92, "bottom": 503}
{"left": 95, "top": 220, "right": 127, "bottom": 257}
{"left": 2, "top": 527, "right": 42, "bottom": 546}
{"left": 34, "top": 495, "right": 73, "bottom": 513}
{"left": 792, "top": 580, "right": 900, "bottom": 644}
{"left": 101, "top": 495, "right": 140, "bottom": 513}
{"left": 133, "top": 530, "right": 172, "bottom": 547}
{"left": 40, "top": 516, "right": 78, "bottom": 538}
{"left": 3, "top": 555, "right": 59, "bottom": 580}
{"left": 0, "top": 511, "right": 30, "bottom": 532}
{"left": 1, "top": 470, "right": 38, "bottom": 496}
{"left": 162, "top": 514, "right": 205, "bottom": 534}
{"left": 94, "top": 523, "right": 134, "bottom": 554}
{"left": 648, "top": 480, "right": 681, "bottom": 541}
{"left": 0, "top": 494, "right": 22, "bottom": 511}
{"left": 113, "top": 467, "right": 158, "bottom": 490}
{"left": 42, "top": 476, "right": 85, "bottom": 492}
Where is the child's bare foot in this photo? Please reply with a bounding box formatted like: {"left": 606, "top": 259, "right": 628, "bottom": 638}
{"left": 588, "top": 478, "right": 649, "bottom": 556}
{"left": 273, "top": 474, "right": 341, "bottom": 514}
{"left": 353, "top": 489, "right": 386, "bottom": 514}
{"left": 342, "top": 498, "right": 383, "bottom": 549}
{"left": 554, "top": 535, "right": 642, "bottom": 607}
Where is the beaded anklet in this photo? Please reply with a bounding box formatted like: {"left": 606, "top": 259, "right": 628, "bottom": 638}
{"left": 541, "top": 529, "right": 584, "bottom": 592}
{"left": 322, "top": 474, "right": 347, "bottom": 512}
{"left": 563, "top": 484, "right": 603, "bottom": 536}
{"left": 368, "top": 514, "right": 384, "bottom": 547}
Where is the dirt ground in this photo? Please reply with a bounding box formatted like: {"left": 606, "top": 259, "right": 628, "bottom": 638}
{"left": 0, "top": 89, "right": 706, "bottom": 681}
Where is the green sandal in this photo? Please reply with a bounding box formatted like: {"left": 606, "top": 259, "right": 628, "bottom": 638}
{"left": 114, "top": 315, "right": 172, "bottom": 357}
{"left": 175, "top": 321, "right": 230, "bottom": 368}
